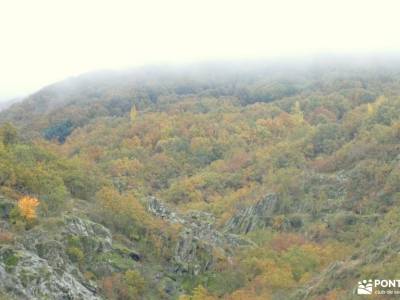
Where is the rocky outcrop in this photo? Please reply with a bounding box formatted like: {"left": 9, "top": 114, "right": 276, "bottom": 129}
{"left": 147, "top": 197, "right": 254, "bottom": 275}
{"left": 64, "top": 216, "right": 113, "bottom": 254}
{"left": 0, "top": 246, "right": 101, "bottom": 300}
{"left": 148, "top": 196, "right": 185, "bottom": 224}
{"left": 20, "top": 215, "right": 113, "bottom": 266}
{"left": 224, "top": 193, "right": 278, "bottom": 234}
{"left": 0, "top": 209, "right": 117, "bottom": 299}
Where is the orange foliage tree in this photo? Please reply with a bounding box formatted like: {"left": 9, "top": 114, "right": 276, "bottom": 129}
{"left": 18, "top": 196, "right": 40, "bottom": 220}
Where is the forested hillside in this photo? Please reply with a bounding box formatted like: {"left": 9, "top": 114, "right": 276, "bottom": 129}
{"left": 0, "top": 60, "right": 400, "bottom": 299}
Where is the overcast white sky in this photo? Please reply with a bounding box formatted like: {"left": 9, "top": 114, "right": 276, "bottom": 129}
{"left": 0, "top": 0, "right": 400, "bottom": 101}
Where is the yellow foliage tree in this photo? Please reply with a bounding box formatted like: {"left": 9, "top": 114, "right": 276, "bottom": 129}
{"left": 178, "top": 285, "right": 216, "bottom": 300}
{"left": 192, "top": 285, "right": 216, "bottom": 300}
{"left": 18, "top": 196, "right": 40, "bottom": 220}
{"left": 292, "top": 101, "right": 304, "bottom": 123}
{"left": 367, "top": 103, "right": 374, "bottom": 115}
{"left": 130, "top": 106, "right": 138, "bottom": 125}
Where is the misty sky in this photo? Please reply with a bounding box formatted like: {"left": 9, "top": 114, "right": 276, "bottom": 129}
{"left": 1, "top": 0, "right": 400, "bottom": 101}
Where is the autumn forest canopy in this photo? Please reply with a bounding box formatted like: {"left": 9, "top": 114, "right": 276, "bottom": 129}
{"left": 0, "top": 59, "right": 400, "bottom": 299}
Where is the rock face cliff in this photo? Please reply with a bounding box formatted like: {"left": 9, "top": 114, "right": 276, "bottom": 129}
{"left": 224, "top": 193, "right": 279, "bottom": 234}
{"left": 0, "top": 214, "right": 109, "bottom": 300}
{"left": 1, "top": 196, "right": 255, "bottom": 299}
{"left": 0, "top": 195, "right": 148, "bottom": 300}
{"left": 147, "top": 197, "right": 254, "bottom": 275}
{"left": 0, "top": 246, "right": 101, "bottom": 300}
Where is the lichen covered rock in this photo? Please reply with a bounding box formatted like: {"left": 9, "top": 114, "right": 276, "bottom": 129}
{"left": 147, "top": 197, "right": 254, "bottom": 275}
{"left": 0, "top": 246, "right": 101, "bottom": 300}
{"left": 224, "top": 193, "right": 278, "bottom": 234}
{"left": 0, "top": 212, "right": 120, "bottom": 300}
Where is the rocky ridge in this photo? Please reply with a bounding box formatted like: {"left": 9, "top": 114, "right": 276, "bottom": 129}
{"left": 0, "top": 214, "right": 109, "bottom": 300}
{"left": 147, "top": 197, "right": 254, "bottom": 275}
{"left": 224, "top": 193, "right": 279, "bottom": 234}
